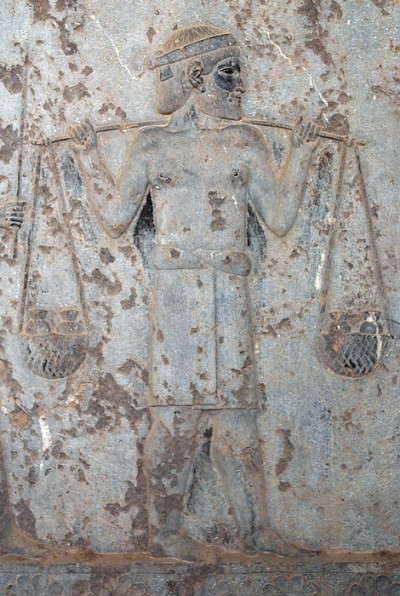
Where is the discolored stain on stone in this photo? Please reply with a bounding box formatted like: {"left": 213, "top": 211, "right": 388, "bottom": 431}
{"left": 371, "top": 0, "right": 390, "bottom": 16}
{"left": 326, "top": 113, "right": 349, "bottom": 135}
{"left": 121, "top": 287, "right": 137, "bottom": 309}
{"left": 297, "top": 0, "right": 320, "bottom": 28}
{"left": 329, "top": 0, "right": 343, "bottom": 20}
{"left": 55, "top": 0, "right": 77, "bottom": 10}
{"left": 99, "top": 247, "right": 115, "bottom": 264}
{"left": 84, "top": 268, "right": 122, "bottom": 295}
{"left": 9, "top": 409, "right": 31, "bottom": 430}
{"left": 81, "top": 65, "right": 93, "bottom": 77}
{"left": 15, "top": 499, "right": 37, "bottom": 538}
{"left": 57, "top": 18, "right": 79, "bottom": 55}
{"left": 275, "top": 429, "right": 294, "bottom": 476}
{"left": 0, "top": 355, "right": 23, "bottom": 398}
{"left": 0, "top": 124, "right": 19, "bottom": 164}
{"left": 278, "top": 481, "right": 292, "bottom": 492}
{"left": 211, "top": 210, "right": 226, "bottom": 231}
{"left": 115, "top": 106, "right": 127, "bottom": 119}
{"left": 27, "top": 0, "right": 51, "bottom": 21}
{"left": 63, "top": 82, "right": 90, "bottom": 102}
{"left": 0, "top": 174, "right": 10, "bottom": 193}
{"left": 0, "top": 64, "right": 23, "bottom": 94}
{"left": 51, "top": 440, "right": 69, "bottom": 460}
{"left": 305, "top": 37, "right": 334, "bottom": 67}
{"left": 274, "top": 317, "right": 292, "bottom": 331}
{"left": 147, "top": 26, "right": 156, "bottom": 43}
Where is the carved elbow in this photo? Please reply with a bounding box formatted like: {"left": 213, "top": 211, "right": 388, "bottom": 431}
{"left": 270, "top": 221, "right": 290, "bottom": 238}
{"left": 108, "top": 228, "right": 123, "bottom": 239}
{"left": 103, "top": 221, "right": 127, "bottom": 239}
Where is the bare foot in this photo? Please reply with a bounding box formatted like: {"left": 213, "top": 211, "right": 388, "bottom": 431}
{"left": 256, "top": 526, "right": 316, "bottom": 557}
{"left": 150, "top": 532, "right": 227, "bottom": 563}
{"left": 1, "top": 524, "right": 49, "bottom": 558}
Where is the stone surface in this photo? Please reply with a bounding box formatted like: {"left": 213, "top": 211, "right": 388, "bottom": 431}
{"left": 0, "top": 0, "right": 399, "bottom": 591}
{"left": 1, "top": 560, "right": 400, "bottom": 595}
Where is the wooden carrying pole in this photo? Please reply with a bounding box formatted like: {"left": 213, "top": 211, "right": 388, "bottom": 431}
{"left": 31, "top": 117, "right": 365, "bottom": 147}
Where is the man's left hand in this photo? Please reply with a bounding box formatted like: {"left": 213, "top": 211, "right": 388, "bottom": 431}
{"left": 292, "top": 116, "right": 320, "bottom": 150}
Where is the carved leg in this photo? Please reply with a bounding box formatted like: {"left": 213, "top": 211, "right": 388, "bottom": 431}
{"left": 211, "top": 409, "right": 302, "bottom": 556}
{"left": 144, "top": 406, "right": 223, "bottom": 562}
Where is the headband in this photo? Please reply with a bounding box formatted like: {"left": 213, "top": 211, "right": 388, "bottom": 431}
{"left": 148, "top": 33, "right": 239, "bottom": 70}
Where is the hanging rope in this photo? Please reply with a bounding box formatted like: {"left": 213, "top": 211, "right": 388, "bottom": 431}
{"left": 318, "top": 141, "right": 389, "bottom": 377}
{"left": 19, "top": 143, "right": 89, "bottom": 379}
{"left": 12, "top": 49, "right": 30, "bottom": 259}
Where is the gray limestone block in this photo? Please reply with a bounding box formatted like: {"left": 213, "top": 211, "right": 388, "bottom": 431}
{"left": 0, "top": 0, "right": 399, "bottom": 590}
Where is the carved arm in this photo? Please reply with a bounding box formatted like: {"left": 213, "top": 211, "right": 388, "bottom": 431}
{"left": 69, "top": 120, "right": 149, "bottom": 238}
{"left": 248, "top": 118, "right": 320, "bottom": 237}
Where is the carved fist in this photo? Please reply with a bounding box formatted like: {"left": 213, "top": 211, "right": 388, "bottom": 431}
{"left": 0, "top": 201, "right": 26, "bottom": 230}
{"left": 68, "top": 119, "right": 97, "bottom": 152}
{"left": 292, "top": 116, "right": 320, "bottom": 149}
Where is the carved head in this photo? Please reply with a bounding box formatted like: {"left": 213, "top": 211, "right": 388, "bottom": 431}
{"left": 148, "top": 24, "right": 243, "bottom": 120}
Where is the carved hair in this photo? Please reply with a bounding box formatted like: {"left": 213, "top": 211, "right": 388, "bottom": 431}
{"left": 149, "top": 24, "right": 240, "bottom": 115}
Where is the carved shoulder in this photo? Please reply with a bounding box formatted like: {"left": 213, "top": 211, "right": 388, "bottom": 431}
{"left": 219, "top": 122, "right": 270, "bottom": 165}
{"left": 128, "top": 125, "right": 166, "bottom": 157}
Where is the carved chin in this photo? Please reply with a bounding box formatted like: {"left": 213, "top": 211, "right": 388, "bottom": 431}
{"left": 224, "top": 97, "right": 242, "bottom": 120}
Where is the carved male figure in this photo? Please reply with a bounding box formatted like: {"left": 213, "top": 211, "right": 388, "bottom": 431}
{"left": 70, "top": 25, "right": 319, "bottom": 560}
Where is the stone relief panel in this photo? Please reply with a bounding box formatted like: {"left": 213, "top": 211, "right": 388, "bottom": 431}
{"left": 0, "top": 0, "right": 399, "bottom": 588}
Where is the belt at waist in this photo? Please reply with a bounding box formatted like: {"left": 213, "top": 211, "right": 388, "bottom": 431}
{"left": 153, "top": 246, "right": 252, "bottom": 276}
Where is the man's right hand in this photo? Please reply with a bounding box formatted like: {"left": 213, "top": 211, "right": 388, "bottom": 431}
{"left": 68, "top": 119, "right": 97, "bottom": 152}
{"left": 0, "top": 201, "right": 26, "bottom": 230}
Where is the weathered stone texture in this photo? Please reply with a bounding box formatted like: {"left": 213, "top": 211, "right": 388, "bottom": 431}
{"left": 0, "top": 0, "right": 399, "bottom": 591}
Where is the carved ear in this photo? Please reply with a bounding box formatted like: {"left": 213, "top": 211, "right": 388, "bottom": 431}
{"left": 187, "top": 60, "right": 205, "bottom": 92}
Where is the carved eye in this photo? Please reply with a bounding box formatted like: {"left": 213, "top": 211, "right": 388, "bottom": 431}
{"left": 233, "top": 171, "right": 239, "bottom": 177}
{"left": 220, "top": 67, "right": 235, "bottom": 76}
